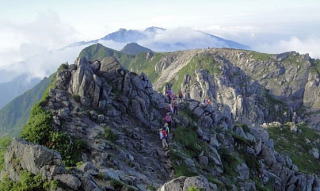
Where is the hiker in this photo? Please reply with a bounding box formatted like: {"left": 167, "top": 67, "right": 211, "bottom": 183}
{"left": 164, "top": 113, "right": 172, "bottom": 128}
{"left": 164, "top": 122, "right": 170, "bottom": 135}
{"left": 207, "top": 98, "right": 212, "bottom": 105}
{"left": 203, "top": 97, "right": 212, "bottom": 105}
{"left": 172, "top": 100, "right": 178, "bottom": 114}
{"left": 160, "top": 128, "right": 169, "bottom": 149}
{"left": 168, "top": 103, "right": 174, "bottom": 113}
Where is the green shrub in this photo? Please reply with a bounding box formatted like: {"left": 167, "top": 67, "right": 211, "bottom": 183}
{"left": 231, "top": 132, "right": 252, "bottom": 147}
{"left": 235, "top": 123, "right": 250, "bottom": 133}
{"left": 187, "top": 186, "right": 204, "bottom": 191}
{"left": 109, "top": 179, "right": 137, "bottom": 191}
{"left": 57, "top": 63, "right": 69, "bottom": 73}
{"left": 21, "top": 104, "right": 53, "bottom": 145}
{"left": 168, "top": 147, "right": 198, "bottom": 177}
{"left": 0, "top": 136, "right": 11, "bottom": 171}
{"left": 0, "top": 171, "right": 58, "bottom": 191}
{"left": 207, "top": 176, "right": 224, "bottom": 187}
{"left": 22, "top": 116, "right": 85, "bottom": 167}
{"left": 174, "top": 126, "right": 203, "bottom": 157}
{"left": 21, "top": 79, "right": 86, "bottom": 167}
{"left": 103, "top": 126, "right": 118, "bottom": 142}
{"left": 47, "top": 131, "right": 86, "bottom": 166}
{"left": 219, "top": 148, "right": 243, "bottom": 176}
{"left": 174, "top": 163, "right": 197, "bottom": 177}
{"left": 146, "top": 185, "right": 156, "bottom": 191}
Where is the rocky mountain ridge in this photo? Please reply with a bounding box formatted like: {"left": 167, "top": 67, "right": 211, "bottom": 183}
{"left": 1, "top": 51, "right": 320, "bottom": 190}
{"left": 120, "top": 47, "right": 320, "bottom": 128}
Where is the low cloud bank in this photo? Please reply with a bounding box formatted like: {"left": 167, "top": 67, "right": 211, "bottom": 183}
{"left": 0, "top": 11, "right": 79, "bottom": 82}
{"left": 253, "top": 36, "right": 320, "bottom": 58}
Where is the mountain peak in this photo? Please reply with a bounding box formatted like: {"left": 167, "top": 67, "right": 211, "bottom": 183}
{"left": 121, "top": 42, "right": 152, "bottom": 55}
{"left": 100, "top": 28, "right": 146, "bottom": 43}
{"left": 79, "top": 43, "right": 119, "bottom": 61}
{"left": 144, "top": 26, "right": 166, "bottom": 33}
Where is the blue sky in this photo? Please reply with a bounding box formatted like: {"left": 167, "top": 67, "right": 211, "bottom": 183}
{"left": 0, "top": 0, "right": 320, "bottom": 78}
{"left": 2, "top": 0, "right": 320, "bottom": 40}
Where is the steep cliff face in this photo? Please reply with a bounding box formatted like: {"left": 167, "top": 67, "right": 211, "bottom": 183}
{"left": 1, "top": 53, "right": 320, "bottom": 191}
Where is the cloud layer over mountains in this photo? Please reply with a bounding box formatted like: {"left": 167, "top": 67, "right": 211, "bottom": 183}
{"left": 0, "top": 12, "right": 319, "bottom": 83}
{"left": 0, "top": 12, "right": 78, "bottom": 82}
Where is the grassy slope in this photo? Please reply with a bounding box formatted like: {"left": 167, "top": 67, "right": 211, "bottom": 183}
{"left": 79, "top": 43, "right": 134, "bottom": 65}
{"left": 120, "top": 42, "right": 152, "bottom": 55}
{"left": 171, "top": 54, "right": 221, "bottom": 92}
{"left": 0, "top": 76, "right": 52, "bottom": 137}
{"left": 267, "top": 123, "right": 320, "bottom": 174}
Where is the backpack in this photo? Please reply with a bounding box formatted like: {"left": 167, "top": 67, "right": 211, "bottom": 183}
{"left": 162, "top": 129, "right": 168, "bottom": 138}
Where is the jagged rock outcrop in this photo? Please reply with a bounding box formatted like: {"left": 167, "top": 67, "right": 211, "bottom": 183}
{"left": 1, "top": 139, "right": 101, "bottom": 191}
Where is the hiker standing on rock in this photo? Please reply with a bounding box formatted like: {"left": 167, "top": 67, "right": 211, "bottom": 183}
{"left": 203, "top": 97, "right": 212, "bottom": 105}
{"left": 164, "top": 122, "right": 170, "bottom": 135}
{"left": 159, "top": 128, "right": 169, "bottom": 149}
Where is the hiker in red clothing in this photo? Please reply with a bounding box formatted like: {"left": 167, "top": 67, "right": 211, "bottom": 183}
{"left": 159, "top": 127, "right": 169, "bottom": 149}
{"left": 203, "top": 97, "right": 212, "bottom": 105}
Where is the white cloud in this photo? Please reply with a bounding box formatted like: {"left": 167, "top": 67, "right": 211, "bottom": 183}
{"left": 253, "top": 36, "right": 320, "bottom": 58}
{"left": 138, "top": 27, "right": 244, "bottom": 52}
{"left": 0, "top": 11, "right": 80, "bottom": 81}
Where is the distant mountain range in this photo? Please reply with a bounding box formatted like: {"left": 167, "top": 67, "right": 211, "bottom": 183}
{"left": 0, "top": 76, "right": 51, "bottom": 136}
{"left": 0, "top": 75, "right": 40, "bottom": 108}
{"left": 79, "top": 26, "right": 250, "bottom": 51}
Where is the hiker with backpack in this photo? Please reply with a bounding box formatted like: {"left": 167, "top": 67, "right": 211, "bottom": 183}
{"left": 159, "top": 128, "right": 169, "bottom": 149}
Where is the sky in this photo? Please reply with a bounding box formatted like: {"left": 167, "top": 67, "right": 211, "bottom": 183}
{"left": 0, "top": 0, "right": 320, "bottom": 80}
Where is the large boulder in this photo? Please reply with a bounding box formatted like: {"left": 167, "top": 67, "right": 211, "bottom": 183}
{"left": 158, "top": 176, "right": 214, "bottom": 191}
{"left": 2, "top": 139, "right": 103, "bottom": 191}
{"left": 4, "top": 139, "right": 62, "bottom": 181}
